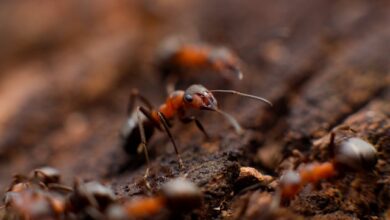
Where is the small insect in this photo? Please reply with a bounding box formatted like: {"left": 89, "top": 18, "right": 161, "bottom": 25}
{"left": 6, "top": 167, "right": 71, "bottom": 193}
{"left": 107, "top": 178, "right": 202, "bottom": 219}
{"left": 157, "top": 39, "right": 243, "bottom": 93}
{"left": 4, "top": 189, "right": 66, "bottom": 220}
{"left": 279, "top": 133, "right": 377, "bottom": 199}
{"left": 2, "top": 167, "right": 70, "bottom": 219}
{"left": 4, "top": 183, "right": 67, "bottom": 219}
{"left": 2, "top": 168, "right": 124, "bottom": 219}
{"left": 120, "top": 84, "right": 272, "bottom": 182}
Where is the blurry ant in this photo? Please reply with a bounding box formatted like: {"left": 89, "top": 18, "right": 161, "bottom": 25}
{"left": 3, "top": 167, "right": 71, "bottom": 219}
{"left": 157, "top": 39, "right": 243, "bottom": 93}
{"left": 278, "top": 132, "right": 377, "bottom": 199}
{"left": 107, "top": 178, "right": 202, "bottom": 219}
{"left": 4, "top": 188, "right": 67, "bottom": 220}
{"left": 6, "top": 167, "right": 72, "bottom": 194}
{"left": 120, "top": 84, "right": 272, "bottom": 183}
{"left": 67, "top": 181, "right": 116, "bottom": 218}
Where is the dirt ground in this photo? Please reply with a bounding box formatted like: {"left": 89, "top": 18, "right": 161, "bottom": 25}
{"left": 0, "top": 0, "right": 389, "bottom": 219}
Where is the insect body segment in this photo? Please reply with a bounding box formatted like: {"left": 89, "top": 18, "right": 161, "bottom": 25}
{"left": 280, "top": 162, "right": 336, "bottom": 199}
{"left": 158, "top": 43, "right": 242, "bottom": 80}
{"left": 151, "top": 91, "right": 186, "bottom": 121}
{"left": 172, "top": 45, "right": 209, "bottom": 69}
{"left": 299, "top": 162, "right": 335, "bottom": 184}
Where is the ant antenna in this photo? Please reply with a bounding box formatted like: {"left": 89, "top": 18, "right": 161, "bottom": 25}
{"left": 215, "top": 109, "right": 243, "bottom": 135}
{"left": 210, "top": 90, "right": 273, "bottom": 106}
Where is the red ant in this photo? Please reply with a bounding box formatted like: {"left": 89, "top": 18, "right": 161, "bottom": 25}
{"left": 278, "top": 132, "right": 377, "bottom": 199}
{"left": 156, "top": 39, "right": 243, "bottom": 93}
{"left": 120, "top": 84, "right": 272, "bottom": 182}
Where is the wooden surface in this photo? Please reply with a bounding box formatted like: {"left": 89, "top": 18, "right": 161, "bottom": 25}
{"left": 0, "top": 0, "right": 389, "bottom": 219}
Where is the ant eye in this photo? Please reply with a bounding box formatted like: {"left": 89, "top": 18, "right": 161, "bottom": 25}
{"left": 184, "top": 94, "right": 193, "bottom": 103}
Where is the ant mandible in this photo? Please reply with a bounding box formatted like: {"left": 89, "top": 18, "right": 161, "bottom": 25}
{"left": 120, "top": 84, "right": 272, "bottom": 182}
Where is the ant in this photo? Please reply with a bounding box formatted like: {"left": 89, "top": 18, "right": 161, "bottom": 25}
{"left": 6, "top": 167, "right": 72, "bottom": 194}
{"left": 107, "top": 178, "right": 202, "bottom": 219}
{"left": 278, "top": 132, "right": 377, "bottom": 199}
{"left": 156, "top": 39, "right": 243, "bottom": 93}
{"left": 3, "top": 167, "right": 71, "bottom": 219}
{"left": 4, "top": 168, "right": 119, "bottom": 219}
{"left": 3, "top": 188, "right": 67, "bottom": 220}
{"left": 120, "top": 84, "right": 272, "bottom": 183}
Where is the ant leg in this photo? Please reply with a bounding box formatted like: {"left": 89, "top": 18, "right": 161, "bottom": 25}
{"left": 136, "top": 107, "right": 152, "bottom": 190}
{"left": 180, "top": 116, "right": 210, "bottom": 139}
{"left": 127, "top": 89, "right": 154, "bottom": 115}
{"left": 47, "top": 183, "right": 73, "bottom": 193}
{"left": 157, "top": 112, "right": 184, "bottom": 169}
{"left": 139, "top": 106, "right": 162, "bottom": 131}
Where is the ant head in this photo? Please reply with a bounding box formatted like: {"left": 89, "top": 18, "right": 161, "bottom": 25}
{"left": 184, "top": 84, "right": 218, "bottom": 111}
{"left": 209, "top": 48, "right": 242, "bottom": 80}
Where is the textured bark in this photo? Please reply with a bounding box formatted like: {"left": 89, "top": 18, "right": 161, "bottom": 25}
{"left": 0, "top": 1, "right": 389, "bottom": 219}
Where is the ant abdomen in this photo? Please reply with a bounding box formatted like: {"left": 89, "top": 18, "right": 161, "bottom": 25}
{"left": 334, "top": 137, "right": 377, "bottom": 171}
{"left": 120, "top": 120, "right": 155, "bottom": 155}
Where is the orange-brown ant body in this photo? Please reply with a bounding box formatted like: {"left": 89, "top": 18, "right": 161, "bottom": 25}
{"left": 120, "top": 84, "right": 272, "bottom": 180}
{"left": 279, "top": 133, "right": 377, "bottom": 199}
{"left": 157, "top": 39, "right": 243, "bottom": 93}
{"left": 279, "top": 162, "right": 336, "bottom": 199}
{"left": 158, "top": 43, "right": 242, "bottom": 79}
{"left": 107, "top": 178, "right": 202, "bottom": 219}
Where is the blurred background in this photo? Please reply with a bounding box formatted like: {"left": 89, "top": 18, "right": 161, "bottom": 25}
{"left": 0, "top": 0, "right": 389, "bottom": 194}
